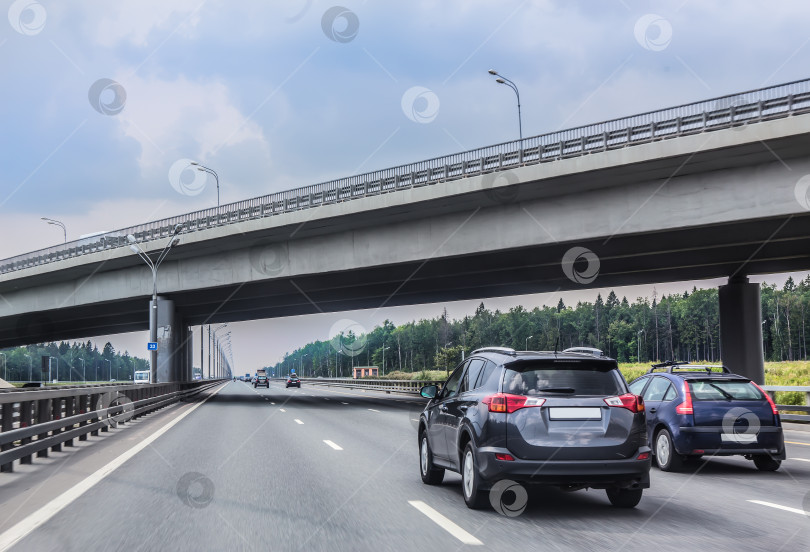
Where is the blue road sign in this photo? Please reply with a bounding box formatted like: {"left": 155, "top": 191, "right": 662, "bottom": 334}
{"left": 147, "top": 342, "right": 158, "bottom": 350}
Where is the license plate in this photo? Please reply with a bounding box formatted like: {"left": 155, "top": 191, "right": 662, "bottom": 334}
{"left": 720, "top": 433, "right": 757, "bottom": 444}
{"left": 548, "top": 407, "right": 602, "bottom": 420}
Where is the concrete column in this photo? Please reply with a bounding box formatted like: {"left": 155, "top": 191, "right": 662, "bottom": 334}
{"left": 154, "top": 297, "right": 175, "bottom": 383}
{"left": 719, "top": 277, "right": 765, "bottom": 383}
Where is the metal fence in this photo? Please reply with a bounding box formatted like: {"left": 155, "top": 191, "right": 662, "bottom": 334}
{"left": 3, "top": 78, "right": 810, "bottom": 276}
{"left": 0, "top": 379, "right": 225, "bottom": 472}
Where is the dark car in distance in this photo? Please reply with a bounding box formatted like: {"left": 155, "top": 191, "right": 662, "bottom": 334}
{"left": 628, "top": 362, "right": 785, "bottom": 472}
{"left": 286, "top": 375, "right": 301, "bottom": 388}
{"left": 418, "top": 347, "right": 650, "bottom": 510}
{"left": 254, "top": 374, "right": 269, "bottom": 388}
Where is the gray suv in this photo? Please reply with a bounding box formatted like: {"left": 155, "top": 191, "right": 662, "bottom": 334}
{"left": 418, "top": 347, "right": 651, "bottom": 509}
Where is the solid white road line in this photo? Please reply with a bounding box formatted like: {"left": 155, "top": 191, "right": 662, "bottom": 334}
{"left": 0, "top": 383, "right": 226, "bottom": 552}
{"left": 747, "top": 500, "right": 807, "bottom": 515}
{"left": 295, "top": 419, "right": 304, "bottom": 425}
{"left": 408, "top": 501, "right": 483, "bottom": 545}
{"left": 323, "top": 440, "right": 343, "bottom": 451}
{"left": 368, "top": 409, "right": 381, "bottom": 413}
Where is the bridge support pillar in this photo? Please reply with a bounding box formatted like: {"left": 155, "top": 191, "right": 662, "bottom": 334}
{"left": 719, "top": 276, "right": 765, "bottom": 384}
{"left": 154, "top": 297, "right": 180, "bottom": 383}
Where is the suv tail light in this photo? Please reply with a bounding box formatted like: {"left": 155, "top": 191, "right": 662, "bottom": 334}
{"left": 675, "top": 381, "right": 693, "bottom": 415}
{"left": 751, "top": 382, "right": 779, "bottom": 415}
{"left": 604, "top": 393, "right": 644, "bottom": 413}
{"left": 483, "top": 393, "right": 545, "bottom": 413}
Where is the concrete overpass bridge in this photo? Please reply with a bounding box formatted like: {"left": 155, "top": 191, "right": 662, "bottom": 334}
{"left": 2, "top": 78, "right": 810, "bottom": 382}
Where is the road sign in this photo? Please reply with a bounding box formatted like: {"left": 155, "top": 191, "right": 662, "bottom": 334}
{"left": 147, "top": 342, "right": 158, "bottom": 350}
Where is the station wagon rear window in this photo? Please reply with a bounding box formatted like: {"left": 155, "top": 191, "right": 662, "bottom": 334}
{"left": 689, "top": 380, "right": 763, "bottom": 401}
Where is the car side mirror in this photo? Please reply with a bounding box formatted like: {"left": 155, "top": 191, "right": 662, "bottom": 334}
{"left": 420, "top": 384, "right": 438, "bottom": 399}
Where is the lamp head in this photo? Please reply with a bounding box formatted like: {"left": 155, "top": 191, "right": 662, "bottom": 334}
{"left": 496, "top": 78, "right": 505, "bottom": 84}
{"left": 128, "top": 245, "right": 140, "bottom": 255}
{"left": 126, "top": 234, "right": 137, "bottom": 244}
{"left": 488, "top": 69, "right": 498, "bottom": 75}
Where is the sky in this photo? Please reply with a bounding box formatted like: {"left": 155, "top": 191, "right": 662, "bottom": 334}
{"left": 1, "top": 0, "right": 809, "bottom": 372}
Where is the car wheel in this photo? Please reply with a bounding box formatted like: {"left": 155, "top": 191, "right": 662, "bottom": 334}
{"left": 606, "top": 488, "right": 643, "bottom": 508}
{"left": 419, "top": 432, "right": 445, "bottom": 485}
{"left": 654, "top": 429, "right": 684, "bottom": 472}
{"left": 753, "top": 455, "right": 781, "bottom": 471}
{"left": 461, "top": 442, "right": 488, "bottom": 509}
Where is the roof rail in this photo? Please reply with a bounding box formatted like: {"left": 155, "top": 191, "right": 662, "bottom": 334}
{"left": 648, "top": 361, "right": 731, "bottom": 374}
{"left": 471, "top": 347, "right": 517, "bottom": 356}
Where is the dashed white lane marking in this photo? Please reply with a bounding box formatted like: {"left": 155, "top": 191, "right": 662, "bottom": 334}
{"left": 279, "top": 408, "right": 287, "bottom": 413}
{"left": 790, "top": 457, "right": 810, "bottom": 462}
{"left": 271, "top": 402, "right": 276, "bottom": 405}
{"left": 748, "top": 500, "right": 807, "bottom": 515}
{"left": 324, "top": 398, "right": 330, "bottom": 401}
{"left": 0, "top": 383, "right": 226, "bottom": 552}
{"left": 408, "top": 501, "right": 483, "bottom": 545}
{"left": 323, "top": 440, "right": 343, "bottom": 451}
{"left": 341, "top": 402, "right": 349, "bottom": 405}
{"left": 294, "top": 419, "right": 304, "bottom": 425}
{"left": 411, "top": 419, "right": 419, "bottom": 422}
{"left": 368, "top": 409, "right": 381, "bottom": 413}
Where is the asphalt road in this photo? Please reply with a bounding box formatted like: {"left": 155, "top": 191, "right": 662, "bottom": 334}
{"left": 2, "top": 380, "right": 810, "bottom": 551}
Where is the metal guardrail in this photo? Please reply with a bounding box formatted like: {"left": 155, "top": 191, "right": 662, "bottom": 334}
{"left": 0, "top": 379, "right": 225, "bottom": 472}
{"left": 762, "top": 385, "right": 810, "bottom": 422}
{"left": 297, "top": 377, "right": 442, "bottom": 395}
{"left": 3, "top": 78, "right": 810, "bottom": 276}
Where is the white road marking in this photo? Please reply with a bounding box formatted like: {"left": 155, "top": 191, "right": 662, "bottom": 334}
{"left": 294, "top": 419, "right": 304, "bottom": 425}
{"left": 341, "top": 402, "right": 349, "bottom": 405}
{"left": 279, "top": 408, "right": 286, "bottom": 413}
{"left": 790, "top": 457, "right": 810, "bottom": 462}
{"left": 0, "top": 383, "right": 226, "bottom": 552}
{"left": 408, "top": 501, "right": 483, "bottom": 545}
{"left": 411, "top": 418, "right": 419, "bottom": 422}
{"left": 271, "top": 402, "right": 276, "bottom": 405}
{"left": 323, "top": 440, "right": 343, "bottom": 451}
{"left": 748, "top": 500, "right": 807, "bottom": 515}
{"left": 368, "top": 408, "right": 381, "bottom": 413}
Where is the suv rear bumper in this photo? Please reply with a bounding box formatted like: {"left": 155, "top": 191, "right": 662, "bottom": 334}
{"left": 476, "top": 446, "right": 651, "bottom": 489}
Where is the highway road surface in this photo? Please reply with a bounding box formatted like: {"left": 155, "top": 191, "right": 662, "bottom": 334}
{"left": 0, "top": 380, "right": 808, "bottom": 551}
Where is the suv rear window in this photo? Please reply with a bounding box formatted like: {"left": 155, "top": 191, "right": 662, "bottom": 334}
{"left": 689, "top": 380, "right": 763, "bottom": 401}
{"left": 503, "top": 361, "right": 623, "bottom": 396}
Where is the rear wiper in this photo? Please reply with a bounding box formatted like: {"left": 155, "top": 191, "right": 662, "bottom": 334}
{"left": 706, "top": 383, "right": 734, "bottom": 400}
{"left": 535, "top": 387, "right": 576, "bottom": 393}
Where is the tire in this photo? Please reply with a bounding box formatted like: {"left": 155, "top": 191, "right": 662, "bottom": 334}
{"left": 461, "top": 442, "right": 488, "bottom": 509}
{"left": 606, "top": 488, "right": 643, "bottom": 508}
{"left": 419, "top": 432, "right": 445, "bottom": 485}
{"left": 753, "top": 455, "right": 781, "bottom": 472}
{"left": 654, "top": 429, "right": 684, "bottom": 472}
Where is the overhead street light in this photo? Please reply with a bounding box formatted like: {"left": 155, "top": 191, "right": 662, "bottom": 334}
{"left": 488, "top": 69, "right": 523, "bottom": 141}
{"left": 41, "top": 217, "right": 67, "bottom": 243}
{"left": 127, "top": 223, "right": 185, "bottom": 383}
{"left": 190, "top": 162, "right": 220, "bottom": 208}
{"left": 525, "top": 335, "right": 534, "bottom": 350}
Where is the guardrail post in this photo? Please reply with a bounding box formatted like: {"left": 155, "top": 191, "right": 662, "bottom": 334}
{"left": 19, "top": 400, "right": 34, "bottom": 464}
{"left": 78, "top": 394, "right": 89, "bottom": 441}
{"left": 51, "top": 398, "right": 63, "bottom": 452}
{"left": 36, "top": 398, "right": 51, "bottom": 457}
{"left": 90, "top": 393, "right": 100, "bottom": 436}
{"left": 1, "top": 403, "right": 14, "bottom": 472}
{"left": 805, "top": 392, "right": 810, "bottom": 408}
{"left": 64, "top": 396, "right": 75, "bottom": 447}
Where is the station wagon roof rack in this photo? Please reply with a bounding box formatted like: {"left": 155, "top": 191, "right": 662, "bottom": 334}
{"left": 472, "top": 347, "right": 517, "bottom": 356}
{"left": 648, "top": 361, "right": 731, "bottom": 374}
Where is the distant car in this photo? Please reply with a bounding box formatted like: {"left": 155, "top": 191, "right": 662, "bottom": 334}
{"left": 286, "top": 376, "right": 301, "bottom": 388}
{"left": 254, "top": 374, "right": 269, "bottom": 388}
{"left": 628, "top": 362, "right": 785, "bottom": 472}
{"left": 418, "top": 347, "right": 650, "bottom": 510}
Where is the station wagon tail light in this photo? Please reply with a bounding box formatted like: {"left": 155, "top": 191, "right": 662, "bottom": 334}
{"left": 495, "top": 453, "right": 515, "bottom": 461}
{"left": 604, "top": 393, "right": 644, "bottom": 413}
{"left": 483, "top": 393, "right": 545, "bottom": 413}
{"left": 675, "top": 381, "right": 693, "bottom": 415}
{"left": 751, "top": 382, "right": 779, "bottom": 415}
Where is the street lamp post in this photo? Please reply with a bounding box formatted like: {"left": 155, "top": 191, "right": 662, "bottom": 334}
{"left": 301, "top": 354, "right": 308, "bottom": 377}
{"left": 0, "top": 352, "right": 6, "bottom": 381}
{"left": 128, "top": 224, "right": 184, "bottom": 383}
{"left": 41, "top": 217, "right": 67, "bottom": 243}
{"left": 525, "top": 335, "right": 534, "bottom": 350}
{"left": 78, "top": 358, "right": 85, "bottom": 383}
{"left": 381, "top": 346, "right": 390, "bottom": 377}
{"left": 443, "top": 342, "right": 453, "bottom": 376}
{"left": 105, "top": 359, "right": 111, "bottom": 381}
{"left": 191, "top": 163, "right": 220, "bottom": 209}
{"left": 488, "top": 70, "right": 523, "bottom": 141}
{"left": 637, "top": 329, "right": 646, "bottom": 363}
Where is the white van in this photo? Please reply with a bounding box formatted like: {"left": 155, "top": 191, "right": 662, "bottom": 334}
{"left": 134, "top": 370, "right": 151, "bottom": 383}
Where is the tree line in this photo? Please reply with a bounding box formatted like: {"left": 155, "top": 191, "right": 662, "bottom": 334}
{"left": 270, "top": 277, "right": 810, "bottom": 377}
{"left": 0, "top": 341, "right": 148, "bottom": 382}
